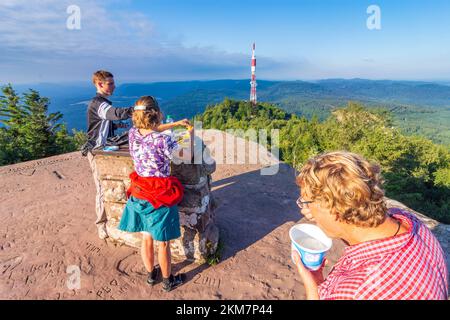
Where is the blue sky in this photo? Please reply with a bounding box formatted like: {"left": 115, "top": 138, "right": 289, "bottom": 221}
{"left": 1, "top": 0, "right": 450, "bottom": 84}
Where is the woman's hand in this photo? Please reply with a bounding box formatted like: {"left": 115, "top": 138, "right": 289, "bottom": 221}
{"left": 292, "top": 250, "right": 326, "bottom": 300}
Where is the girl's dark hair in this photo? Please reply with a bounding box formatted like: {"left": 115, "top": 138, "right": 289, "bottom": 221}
{"left": 132, "top": 96, "right": 162, "bottom": 129}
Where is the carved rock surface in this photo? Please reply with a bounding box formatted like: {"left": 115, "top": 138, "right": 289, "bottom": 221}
{"left": 1, "top": 141, "right": 448, "bottom": 300}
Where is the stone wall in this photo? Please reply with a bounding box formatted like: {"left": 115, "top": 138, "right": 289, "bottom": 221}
{"left": 92, "top": 144, "right": 219, "bottom": 264}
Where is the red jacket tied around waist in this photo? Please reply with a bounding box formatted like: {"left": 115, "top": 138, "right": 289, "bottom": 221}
{"left": 127, "top": 171, "right": 184, "bottom": 209}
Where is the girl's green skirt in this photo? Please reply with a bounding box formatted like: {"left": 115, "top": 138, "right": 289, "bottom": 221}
{"left": 118, "top": 196, "right": 181, "bottom": 242}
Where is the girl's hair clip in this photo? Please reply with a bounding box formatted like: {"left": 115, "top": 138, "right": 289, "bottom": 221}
{"left": 134, "top": 105, "right": 147, "bottom": 111}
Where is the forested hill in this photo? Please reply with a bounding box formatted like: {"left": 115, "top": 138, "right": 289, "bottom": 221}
{"left": 115, "top": 78, "right": 450, "bottom": 109}
{"left": 195, "top": 99, "right": 450, "bottom": 224}
{"left": 9, "top": 79, "right": 450, "bottom": 146}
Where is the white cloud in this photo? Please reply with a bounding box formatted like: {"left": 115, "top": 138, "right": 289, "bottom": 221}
{"left": 0, "top": 0, "right": 300, "bottom": 84}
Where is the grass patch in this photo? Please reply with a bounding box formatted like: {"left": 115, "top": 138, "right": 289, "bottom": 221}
{"left": 206, "top": 235, "right": 225, "bottom": 266}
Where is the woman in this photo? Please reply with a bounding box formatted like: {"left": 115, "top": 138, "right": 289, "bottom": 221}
{"left": 118, "top": 96, "right": 193, "bottom": 292}
{"left": 293, "top": 151, "right": 448, "bottom": 300}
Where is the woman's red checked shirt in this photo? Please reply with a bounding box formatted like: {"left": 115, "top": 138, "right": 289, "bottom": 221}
{"left": 318, "top": 208, "right": 448, "bottom": 300}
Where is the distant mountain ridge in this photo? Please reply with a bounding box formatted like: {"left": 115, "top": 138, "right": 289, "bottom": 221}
{"left": 4, "top": 79, "right": 450, "bottom": 145}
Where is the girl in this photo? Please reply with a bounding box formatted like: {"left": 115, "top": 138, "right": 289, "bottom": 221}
{"left": 118, "top": 96, "right": 193, "bottom": 292}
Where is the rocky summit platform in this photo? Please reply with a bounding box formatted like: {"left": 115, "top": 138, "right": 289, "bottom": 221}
{"left": 0, "top": 140, "right": 448, "bottom": 299}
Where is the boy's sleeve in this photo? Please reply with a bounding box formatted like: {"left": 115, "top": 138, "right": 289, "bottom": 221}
{"left": 98, "top": 102, "right": 133, "bottom": 120}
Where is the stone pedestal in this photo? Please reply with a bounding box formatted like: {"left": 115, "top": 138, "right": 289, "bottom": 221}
{"left": 91, "top": 143, "right": 218, "bottom": 264}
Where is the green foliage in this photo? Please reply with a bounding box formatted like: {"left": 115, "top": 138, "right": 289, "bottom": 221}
{"left": 394, "top": 107, "right": 450, "bottom": 148}
{"left": 196, "top": 98, "right": 289, "bottom": 131}
{"left": 434, "top": 166, "right": 450, "bottom": 188}
{"left": 206, "top": 236, "right": 224, "bottom": 266}
{"left": 0, "top": 84, "right": 85, "bottom": 165}
{"left": 71, "top": 129, "right": 88, "bottom": 149}
{"left": 198, "top": 99, "right": 450, "bottom": 223}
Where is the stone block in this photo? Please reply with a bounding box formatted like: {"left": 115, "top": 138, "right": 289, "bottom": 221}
{"left": 194, "top": 210, "right": 212, "bottom": 233}
{"left": 202, "top": 223, "right": 219, "bottom": 255}
{"left": 170, "top": 223, "right": 219, "bottom": 263}
{"left": 101, "top": 180, "right": 127, "bottom": 203}
{"left": 106, "top": 219, "right": 142, "bottom": 248}
{"left": 105, "top": 202, "right": 126, "bottom": 220}
{"left": 191, "top": 146, "right": 216, "bottom": 174}
{"left": 171, "top": 144, "right": 216, "bottom": 184}
{"left": 183, "top": 176, "right": 208, "bottom": 189}
{"left": 94, "top": 155, "right": 134, "bottom": 179}
{"left": 209, "top": 192, "right": 218, "bottom": 210}
{"left": 179, "top": 208, "right": 211, "bottom": 232}
{"left": 179, "top": 185, "right": 210, "bottom": 211}
{"left": 197, "top": 223, "right": 220, "bottom": 262}
{"left": 179, "top": 211, "right": 198, "bottom": 229}
{"left": 179, "top": 195, "right": 210, "bottom": 215}
{"left": 202, "top": 159, "right": 216, "bottom": 176}
{"left": 171, "top": 163, "right": 204, "bottom": 185}
{"left": 123, "top": 177, "right": 131, "bottom": 190}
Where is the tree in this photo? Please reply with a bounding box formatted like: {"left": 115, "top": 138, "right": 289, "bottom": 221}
{"left": 0, "top": 84, "right": 30, "bottom": 162}
{"left": 20, "top": 89, "right": 65, "bottom": 159}
{"left": 0, "top": 85, "right": 86, "bottom": 165}
{"left": 197, "top": 98, "right": 450, "bottom": 223}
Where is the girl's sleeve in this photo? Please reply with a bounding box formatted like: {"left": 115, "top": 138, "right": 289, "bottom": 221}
{"left": 128, "top": 128, "right": 135, "bottom": 155}
{"left": 162, "top": 134, "right": 180, "bottom": 160}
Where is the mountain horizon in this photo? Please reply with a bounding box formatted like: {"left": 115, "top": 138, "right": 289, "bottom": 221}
{"left": 7, "top": 77, "right": 450, "bottom": 87}
{"left": 3, "top": 78, "right": 450, "bottom": 146}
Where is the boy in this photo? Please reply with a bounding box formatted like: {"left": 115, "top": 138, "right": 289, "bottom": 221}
{"left": 87, "top": 70, "right": 132, "bottom": 150}
{"left": 87, "top": 70, "right": 133, "bottom": 239}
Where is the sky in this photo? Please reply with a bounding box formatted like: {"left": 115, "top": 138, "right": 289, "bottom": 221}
{"left": 1, "top": 0, "right": 450, "bottom": 84}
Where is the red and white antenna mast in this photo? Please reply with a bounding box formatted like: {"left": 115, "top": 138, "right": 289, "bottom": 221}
{"left": 250, "top": 42, "right": 257, "bottom": 106}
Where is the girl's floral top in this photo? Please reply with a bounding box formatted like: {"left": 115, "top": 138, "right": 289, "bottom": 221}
{"left": 128, "top": 127, "right": 179, "bottom": 177}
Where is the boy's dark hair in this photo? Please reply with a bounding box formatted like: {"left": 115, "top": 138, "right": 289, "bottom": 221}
{"left": 92, "top": 70, "right": 114, "bottom": 85}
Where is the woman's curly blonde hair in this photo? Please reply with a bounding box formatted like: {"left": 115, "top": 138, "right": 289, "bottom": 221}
{"left": 132, "top": 96, "right": 162, "bottom": 129}
{"left": 297, "top": 151, "right": 387, "bottom": 227}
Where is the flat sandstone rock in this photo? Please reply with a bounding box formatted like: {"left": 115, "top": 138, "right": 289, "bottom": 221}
{"left": 0, "top": 149, "right": 448, "bottom": 299}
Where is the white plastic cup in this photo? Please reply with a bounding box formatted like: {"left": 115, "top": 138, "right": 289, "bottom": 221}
{"left": 289, "top": 224, "right": 332, "bottom": 271}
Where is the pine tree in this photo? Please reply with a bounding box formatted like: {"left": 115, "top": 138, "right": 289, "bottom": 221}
{"left": 0, "top": 84, "right": 29, "bottom": 162}
{"left": 20, "top": 89, "right": 63, "bottom": 159}
{"left": 0, "top": 84, "right": 26, "bottom": 128}
{"left": 0, "top": 85, "right": 83, "bottom": 165}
